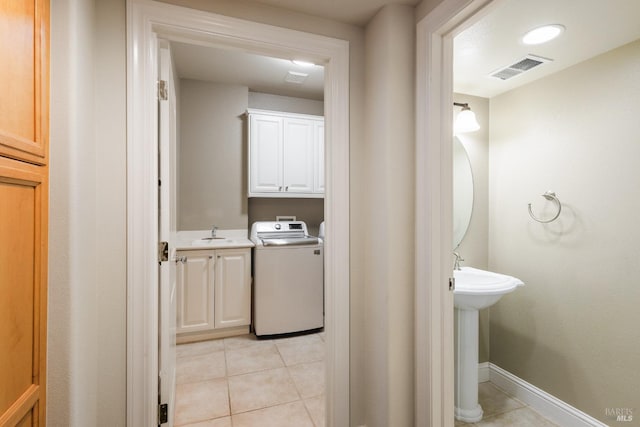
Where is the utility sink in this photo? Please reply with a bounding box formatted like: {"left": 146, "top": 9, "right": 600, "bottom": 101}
{"left": 454, "top": 267, "right": 524, "bottom": 310}
{"left": 191, "top": 237, "right": 235, "bottom": 246}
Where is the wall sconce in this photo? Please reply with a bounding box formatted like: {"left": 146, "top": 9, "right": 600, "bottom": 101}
{"left": 454, "top": 102, "right": 480, "bottom": 133}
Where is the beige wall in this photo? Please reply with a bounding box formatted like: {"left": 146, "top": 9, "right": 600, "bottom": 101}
{"left": 49, "top": 0, "right": 127, "bottom": 425}
{"left": 488, "top": 39, "right": 640, "bottom": 423}
{"left": 248, "top": 198, "right": 324, "bottom": 237}
{"left": 363, "top": 5, "right": 416, "bottom": 426}
{"left": 178, "top": 80, "right": 325, "bottom": 233}
{"left": 248, "top": 91, "right": 324, "bottom": 116}
{"left": 453, "top": 93, "right": 490, "bottom": 362}
{"left": 179, "top": 80, "right": 249, "bottom": 230}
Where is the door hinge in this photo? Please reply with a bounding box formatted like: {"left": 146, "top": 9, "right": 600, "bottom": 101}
{"left": 157, "top": 80, "right": 168, "bottom": 101}
{"left": 158, "top": 241, "right": 169, "bottom": 262}
{"left": 449, "top": 277, "right": 455, "bottom": 291}
{"left": 158, "top": 403, "right": 168, "bottom": 425}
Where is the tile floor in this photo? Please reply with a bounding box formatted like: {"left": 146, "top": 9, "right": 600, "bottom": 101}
{"left": 175, "top": 333, "right": 557, "bottom": 427}
{"left": 174, "top": 331, "right": 325, "bottom": 427}
{"left": 455, "top": 382, "right": 560, "bottom": 427}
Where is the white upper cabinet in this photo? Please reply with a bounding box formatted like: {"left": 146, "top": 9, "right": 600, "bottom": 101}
{"left": 248, "top": 109, "right": 324, "bottom": 198}
{"left": 314, "top": 121, "right": 325, "bottom": 194}
{"left": 249, "top": 114, "right": 283, "bottom": 193}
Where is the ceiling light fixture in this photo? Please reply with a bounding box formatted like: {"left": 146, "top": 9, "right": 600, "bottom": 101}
{"left": 522, "top": 24, "right": 565, "bottom": 45}
{"left": 284, "top": 70, "right": 309, "bottom": 84}
{"left": 454, "top": 102, "right": 480, "bottom": 133}
{"left": 292, "top": 60, "right": 316, "bottom": 67}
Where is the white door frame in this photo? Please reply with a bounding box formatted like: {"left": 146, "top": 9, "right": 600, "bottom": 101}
{"left": 415, "top": 0, "right": 495, "bottom": 425}
{"left": 126, "top": 1, "right": 351, "bottom": 426}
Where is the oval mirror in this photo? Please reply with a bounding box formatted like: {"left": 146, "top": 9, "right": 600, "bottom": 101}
{"left": 453, "top": 136, "right": 474, "bottom": 249}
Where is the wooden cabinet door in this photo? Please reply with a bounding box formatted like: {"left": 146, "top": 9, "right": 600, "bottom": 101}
{"left": 0, "top": 1, "right": 49, "bottom": 165}
{"left": 0, "top": 157, "right": 48, "bottom": 426}
{"left": 214, "top": 249, "right": 251, "bottom": 329}
{"left": 0, "top": 1, "right": 49, "bottom": 426}
{"left": 176, "top": 251, "right": 215, "bottom": 333}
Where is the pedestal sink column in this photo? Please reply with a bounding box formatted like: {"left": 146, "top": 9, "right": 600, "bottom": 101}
{"left": 455, "top": 307, "right": 483, "bottom": 422}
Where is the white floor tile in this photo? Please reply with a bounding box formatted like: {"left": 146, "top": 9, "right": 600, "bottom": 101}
{"left": 275, "top": 334, "right": 325, "bottom": 366}
{"left": 177, "top": 351, "right": 226, "bottom": 384}
{"left": 225, "top": 343, "right": 284, "bottom": 376}
{"left": 228, "top": 367, "right": 300, "bottom": 414}
{"left": 174, "top": 378, "right": 230, "bottom": 426}
{"left": 231, "top": 401, "right": 314, "bottom": 427}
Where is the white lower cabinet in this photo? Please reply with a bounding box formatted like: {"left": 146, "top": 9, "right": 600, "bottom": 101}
{"left": 176, "top": 248, "right": 251, "bottom": 335}
{"left": 214, "top": 249, "right": 251, "bottom": 329}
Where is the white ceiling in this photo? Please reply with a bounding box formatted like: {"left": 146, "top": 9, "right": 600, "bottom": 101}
{"left": 171, "top": 41, "right": 325, "bottom": 100}
{"left": 172, "top": 0, "right": 640, "bottom": 102}
{"left": 454, "top": 0, "right": 640, "bottom": 98}
{"left": 250, "top": 0, "right": 420, "bottom": 26}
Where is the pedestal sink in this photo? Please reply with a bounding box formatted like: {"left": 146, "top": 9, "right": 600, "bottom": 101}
{"left": 454, "top": 267, "right": 524, "bottom": 422}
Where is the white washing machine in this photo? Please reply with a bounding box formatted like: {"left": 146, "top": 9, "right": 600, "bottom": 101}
{"left": 250, "top": 221, "right": 324, "bottom": 336}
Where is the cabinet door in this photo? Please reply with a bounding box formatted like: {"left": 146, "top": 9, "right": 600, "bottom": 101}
{"left": 176, "top": 252, "right": 215, "bottom": 333}
{"left": 249, "top": 114, "right": 282, "bottom": 194}
{"left": 214, "top": 249, "right": 251, "bottom": 329}
{"left": 0, "top": 157, "right": 48, "bottom": 426}
{"left": 0, "top": 1, "right": 49, "bottom": 164}
{"left": 313, "top": 120, "right": 325, "bottom": 194}
{"left": 283, "top": 118, "right": 314, "bottom": 193}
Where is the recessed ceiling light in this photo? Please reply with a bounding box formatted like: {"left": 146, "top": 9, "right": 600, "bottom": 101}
{"left": 285, "top": 71, "right": 309, "bottom": 84}
{"left": 522, "top": 24, "right": 565, "bottom": 45}
{"left": 292, "top": 60, "right": 315, "bottom": 67}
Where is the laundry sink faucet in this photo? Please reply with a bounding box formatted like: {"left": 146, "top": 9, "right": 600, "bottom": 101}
{"left": 211, "top": 226, "right": 218, "bottom": 238}
{"left": 453, "top": 252, "right": 464, "bottom": 271}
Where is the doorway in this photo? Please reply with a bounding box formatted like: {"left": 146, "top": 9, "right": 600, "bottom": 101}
{"left": 126, "top": 1, "right": 350, "bottom": 426}
{"left": 415, "top": 0, "right": 496, "bottom": 426}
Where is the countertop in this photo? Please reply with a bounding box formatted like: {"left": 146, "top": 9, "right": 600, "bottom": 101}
{"left": 173, "top": 229, "right": 254, "bottom": 251}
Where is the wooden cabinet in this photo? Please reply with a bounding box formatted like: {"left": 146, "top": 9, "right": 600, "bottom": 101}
{"left": 1, "top": 2, "right": 49, "bottom": 426}
{"left": 176, "top": 248, "right": 251, "bottom": 336}
{"left": 0, "top": 1, "right": 49, "bottom": 165}
{"left": 248, "top": 109, "right": 324, "bottom": 198}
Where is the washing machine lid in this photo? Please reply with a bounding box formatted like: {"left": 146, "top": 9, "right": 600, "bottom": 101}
{"left": 260, "top": 235, "right": 319, "bottom": 246}
{"left": 250, "top": 221, "right": 319, "bottom": 246}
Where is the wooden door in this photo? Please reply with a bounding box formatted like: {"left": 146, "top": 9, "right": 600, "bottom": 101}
{"left": 0, "top": 1, "right": 49, "bottom": 426}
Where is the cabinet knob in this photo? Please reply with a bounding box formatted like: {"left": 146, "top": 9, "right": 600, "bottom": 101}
{"left": 285, "top": 186, "right": 289, "bottom": 191}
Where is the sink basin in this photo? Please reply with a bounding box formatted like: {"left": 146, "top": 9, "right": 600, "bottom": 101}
{"left": 191, "top": 237, "right": 235, "bottom": 246}
{"left": 453, "top": 266, "right": 523, "bottom": 422}
{"left": 454, "top": 267, "right": 524, "bottom": 310}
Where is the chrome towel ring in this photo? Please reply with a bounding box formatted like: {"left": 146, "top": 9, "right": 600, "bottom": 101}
{"left": 528, "top": 191, "right": 562, "bottom": 223}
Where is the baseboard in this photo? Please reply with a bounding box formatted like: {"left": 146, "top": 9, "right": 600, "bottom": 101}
{"left": 488, "top": 363, "right": 609, "bottom": 427}
{"left": 478, "top": 362, "right": 490, "bottom": 383}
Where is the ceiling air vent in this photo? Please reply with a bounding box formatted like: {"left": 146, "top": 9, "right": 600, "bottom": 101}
{"left": 489, "top": 54, "right": 552, "bottom": 81}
